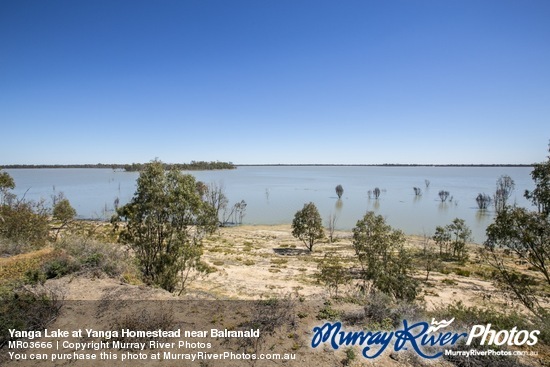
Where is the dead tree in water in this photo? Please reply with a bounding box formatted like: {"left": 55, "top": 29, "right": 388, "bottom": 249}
{"left": 438, "top": 190, "right": 450, "bottom": 202}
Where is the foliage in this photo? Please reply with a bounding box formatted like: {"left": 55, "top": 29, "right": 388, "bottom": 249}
{"left": 112, "top": 160, "right": 217, "bottom": 293}
{"left": 475, "top": 193, "right": 492, "bottom": 210}
{"left": 0, "top": 199, "right": 50, "bottom": 250}
{"left": 0, "top": 170, "right": 50, "bottom": 252}
{"left": 432, "top": 218, "right": 471, "bottom": 261}
{"left": 0, "top": 169, "right": 15, "bottom": 204}
{"left": 317, "top": 300, "right": 340, "bottom": 321}
{"left": 418, "top": 234, "right": 439, "bottom": 281}
{"left": 494, "top": 174, "right": 515, "bottom": 212}
{"left": 438, "top": 190, "right": 450, "bottom": 202}
{"left": 123, "top": 160, "right": 235, "bottom": 172}
{"left": 0, "top": 285, "right": 63, "bottom": 350}
{"left": 525, "top": 144, "right": 550, "bottom": 215}
{"left": 352, "top": 211, "right": 418, "bottom": 301}
{"left": 485, "top": 208, "right": 549, "bottom": 318}
{"left": 317, "top": 252, "right": 350, "bottom": 298}
{"left": 52, "top": 193, "right": 77, "bottom": 241}
{"left": 484, "top": 147, "right": 550, "bottom": 321}
{"left": 52, "top": 195, "right": 76, "bottom": 224}
{"left": 335, "top": 184, "right": 344, "bottom": 199}
{"left": 291, "top": 202, "right": 325, "bottom": 252}
{"left": 363, "top": 291, "right": 424, "bottom": 329}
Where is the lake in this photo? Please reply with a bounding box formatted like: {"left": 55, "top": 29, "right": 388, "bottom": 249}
{"left": 6, "top": 166, "right": 535, "bottom": 243}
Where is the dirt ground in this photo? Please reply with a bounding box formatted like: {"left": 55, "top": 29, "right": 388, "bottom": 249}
{"left": 3, "top": 225, "right": 546, "bottom": 367}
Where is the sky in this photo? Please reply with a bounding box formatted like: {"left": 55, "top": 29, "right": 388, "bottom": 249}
{"left": 1, "top": 0, "right": 549, "bottom": 165}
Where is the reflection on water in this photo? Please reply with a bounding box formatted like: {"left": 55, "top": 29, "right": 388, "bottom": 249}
{"left": 334, "top": 199, "right": 343, "bottom": 212}
{"left": 7, "top": 166, "right": 535, "bottom": 243}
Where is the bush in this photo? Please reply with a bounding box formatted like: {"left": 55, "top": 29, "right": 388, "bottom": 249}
{"left": 0, "top": 285, "right": 63, "bottom": 350}
{"left": 56, "top": 236, "right": 131, "bottom": 277}
{"left": 317, "top": 253, "right": 350, "bottom": 298}
{"left": 363, "top": 291, "right": 425, "bottom": 329}
{"left": 0, "top": 200, "right": 50, "bottom": 251}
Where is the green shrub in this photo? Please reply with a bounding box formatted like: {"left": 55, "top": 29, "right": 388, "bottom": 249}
{"left": 0, "top": 200, "right": 50, "bottom": 251}
{"left": 317, "top": 301, "right": 340, "bottom": 321}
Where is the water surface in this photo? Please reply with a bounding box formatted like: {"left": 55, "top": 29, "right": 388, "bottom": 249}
{"left": 7, "top": 166, "right": 534, "bottom": 243}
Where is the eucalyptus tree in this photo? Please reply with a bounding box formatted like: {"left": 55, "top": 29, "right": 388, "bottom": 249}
{"left": 484, "top": 147, "right": 550, "bottom": 320}
{"left": 113, "top": 160, "right": 217, "bottom": 293}
{"left": 291, "top": 202, "right": 325, "bottom": 252}
{"left": 352, "top": 211, "right": 417, "bottom": 301}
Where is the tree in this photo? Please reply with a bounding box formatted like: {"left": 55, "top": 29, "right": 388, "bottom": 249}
{"left": 494, "top": 175, "right": 515, "bottom": 212}
{"left": 525, "top": 144, "right": 550, "bottom": 215}
{"left": 317, "top": 252, "right": 350, "bottom": 298}
{"left": 372, "top": 187, "right": 381, "bottom": 199}
{"left": 413, "top": 187, "right": 422, "bottom": 196}
{"left": 433, "top": 225, "right": 451, "bottom": 257}
{"left": 484, "top": 207, "right": 549, "bottom": 318}
{"left": 420, "top": 233, "right": 439, "bottom": 282}
{"left": 335, "top": 185, "right": 344, "bottom": 199}
{"left": 475, "top": 193, "right": 492, "bottom": 210}
{"left": 0, "top": 170, "right": 49, "bottom": 250}
{"left": 352, "top": 211, "right": 417, "bottom": 301}
{"left": 113, "top": 160, "right": 217, "bottom": 293}
{"left": 484, "top": 147, "right": 550, "bottom": 320}
{"left": 447, "top": 218, "right": 471, "bottom": 262}
{"left": 52, "top": 193, "right": 76, "bottom": 241}
{"left": 291, "top": 202, "right": 324, "bottom": 252}
{"left": 432, "top": 218, "right": 471, "bottom": 261}
{"left": 0, "top": 169, "right": 15, "bottom": 204}
{"left": 438, "top": 190, "right": 450, "bottom": 202}
{"left": 204, "top": 181, "right": 229, "bottom": 225}
{"left": 326, "top": 212, "right": 338, "bottom": 243}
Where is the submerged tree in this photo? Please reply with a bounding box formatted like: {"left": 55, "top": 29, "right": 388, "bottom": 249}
{"left": 494, "top": 175, "right": 515, "bottom": 212}
{"left": 438, "top": 190, "right": 450, "bottom": 202}
{"left": 372, "top": 187, "right": 381, "bottom": 199}
{"left": 413, "top": 187, "right": 422, "bottom": 196}
{"left": 475, "top": 193, "right": 492, "bottom": 210}
{"left": 292, "top": 202, "right": 324, "bottom": 252}
{"left": 335, "top": 184, "right": 344, "bottom": 199}
{"left": 113, "top": 160, "right": 217, "bottom": 293}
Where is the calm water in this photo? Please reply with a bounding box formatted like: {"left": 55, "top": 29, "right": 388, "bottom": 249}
{"left": 6, "top": 166, "right": 535, "bottom": 243}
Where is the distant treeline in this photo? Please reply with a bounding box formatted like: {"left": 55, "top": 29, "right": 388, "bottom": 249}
{"left": 2, "top": 161, "right": 236, "bottom": 171}
{"left": 238, "top": 163, "right": 533, "bottom": 167}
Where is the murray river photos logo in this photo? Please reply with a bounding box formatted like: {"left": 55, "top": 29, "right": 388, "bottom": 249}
{"left": 311, "top": 318, "right": 540, "bottom": 359}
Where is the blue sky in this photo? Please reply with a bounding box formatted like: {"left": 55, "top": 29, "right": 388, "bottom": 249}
{"left": 1, "top": 0, "right": 549, "bottom": 165}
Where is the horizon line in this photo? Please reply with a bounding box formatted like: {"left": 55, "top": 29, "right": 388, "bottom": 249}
{"left": 1, "top": 163, "right": 535, "bottom": 169}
